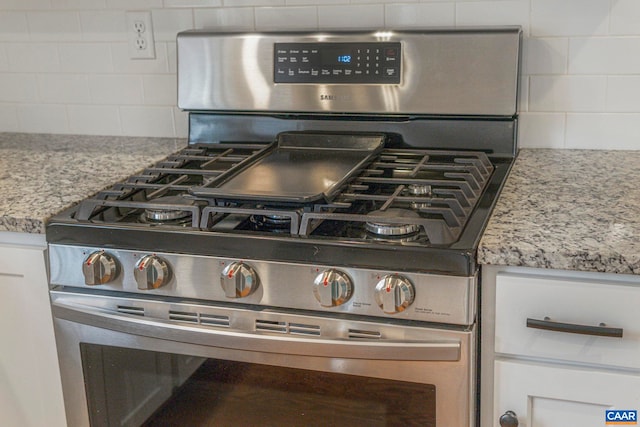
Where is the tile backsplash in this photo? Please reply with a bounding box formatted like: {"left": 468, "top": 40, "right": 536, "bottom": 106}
{"left": 1, "top": 0, "right": 639, "bottom": 149}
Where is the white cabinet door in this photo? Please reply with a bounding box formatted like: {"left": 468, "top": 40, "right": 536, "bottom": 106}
{"left": 494, "top": 359, "right": 640, "bottom": 427}
{"left": 0, "top": 243, "right": 67, "bottom": 427}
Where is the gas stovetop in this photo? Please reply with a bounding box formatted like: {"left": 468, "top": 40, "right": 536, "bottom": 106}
{"left": 68, "top": 134, "right": 494, "bottom": 246}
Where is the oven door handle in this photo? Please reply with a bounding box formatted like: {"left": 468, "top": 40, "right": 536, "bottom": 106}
{"left": 52, "top": 299, "right": 461, "bottom": 362}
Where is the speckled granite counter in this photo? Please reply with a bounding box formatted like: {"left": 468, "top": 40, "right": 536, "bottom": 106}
{"left": 479, "top": 149, "right": 640, "bottom": 275}
{"left": 0, "top": 133, "right": 184, "bottom": 234}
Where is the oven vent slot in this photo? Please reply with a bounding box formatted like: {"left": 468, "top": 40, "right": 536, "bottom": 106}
{"left": 117, "top": 305, "right": 145, "bottom": 316}
{"left": 255, "top": 320, "right": 321, "bottom": 335}
{"left": 199, "top": 313, "right": 230, "bottom": 328}
{"left": 289, "top": 323, "right": 321, "bottom": 336}
{"left": 255, "top": 319, "right": 288, "bottom": 333}
{"left": 169, "top": 310, "right": 199, "bottom": 324}
{"left": 348, "top": 328, "right": 382, "bottom": 339}
{"left": 169, "top": 310, "right": 231, "bottom": 328}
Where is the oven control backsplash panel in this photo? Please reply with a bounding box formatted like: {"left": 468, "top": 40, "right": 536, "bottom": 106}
{"left": 49, "top": 244, "right": 476, "bottom": 326}
{"left": 178, "top": 28, "right": 521, "bottom": 117}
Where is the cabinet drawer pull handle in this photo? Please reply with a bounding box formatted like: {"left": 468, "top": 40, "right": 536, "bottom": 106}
{"left": 526, "top": 317, "right": 623, "bottom": 338}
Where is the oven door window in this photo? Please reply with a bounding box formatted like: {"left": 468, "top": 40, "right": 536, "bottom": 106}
{"left": 81, "top": 344, "right": 436, "bottom": 427}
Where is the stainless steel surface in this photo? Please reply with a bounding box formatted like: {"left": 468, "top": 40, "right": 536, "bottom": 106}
{"left": 312, "top": 269, "right": 353, "bottom": 307}
{"left": 178, "top": 29, "right": 521, "bottom": 116}
{"left": 49, "top": 244, "right": 477, "bottom": 325}
{"left": 375, "top": 274, "right": 416, "bottom": 314}
{"left": 82, "top": 251, "right": 118, "bottom": 286}
{"left": 51, "top": 289, "right": 475, "bottom": 427}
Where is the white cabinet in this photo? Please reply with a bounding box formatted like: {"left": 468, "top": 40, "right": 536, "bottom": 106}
{"left": 481, "top": 266, "right": 640, "bottom": 427}
{"left": 0, "top": 232, "right": 66, "bottom": 427}
{"left": 494, "top": 359, "right": 640, "bottom": 427}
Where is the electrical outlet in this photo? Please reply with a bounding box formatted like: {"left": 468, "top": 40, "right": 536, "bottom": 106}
{"left": 126, "top": 11, "right": 155, "bottom": 60}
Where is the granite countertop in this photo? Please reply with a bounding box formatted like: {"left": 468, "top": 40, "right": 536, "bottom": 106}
{"left": 479, "top": 149, "right": 640, "bottom": 275}
{"left": 0, "top": 133, "right": 184, "bottom": 234}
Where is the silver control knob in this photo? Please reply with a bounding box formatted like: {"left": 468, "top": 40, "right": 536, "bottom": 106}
{"left": 313, "top": 269, "right": 353, "bottom": 307}
{"left": 82, "top": 251, "right": 119, "bottom": 285}
{"left": 374, "top": 274, "right": 415, "bottom": 314}
{"left": 134, "top": 255, "right": 171, "bottom": 290}
{"left": 221, "top": 262, "right": 258, "bottom": 298}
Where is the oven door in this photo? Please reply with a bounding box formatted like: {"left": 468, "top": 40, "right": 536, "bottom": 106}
{"left": 51, "top": 290, "right": 475, "bottom": 427}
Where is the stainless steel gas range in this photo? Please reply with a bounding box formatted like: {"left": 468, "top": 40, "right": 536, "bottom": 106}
{"left": 47, "top": 28, "right": 521, "bottom": 427}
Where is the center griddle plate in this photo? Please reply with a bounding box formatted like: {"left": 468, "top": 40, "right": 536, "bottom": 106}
{"left": 190, "top": 131, "right": 386, "bottom": 204}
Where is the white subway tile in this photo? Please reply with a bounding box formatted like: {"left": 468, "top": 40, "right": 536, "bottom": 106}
{"left": 385, "top": 3, "right": 454, "bottom": 28}
{"left": 0, "top": 105, "right": 20, "bottom": 132}
{"left": 152, "top": 9, "right": 193, "bottom": 42}
{"left": 52, "top": 0, "right": 107, "bottom": 9}
{"left": 518, "top": 75, "right": 528, "bottom": 112}
{"left": 1, "top": 0, "right": 52, "bottom": 10}
{"left": 163, "top": 0, "right": 222, "bottom": 7}
{"left": 529, "top": 76, "right": 606, "bottom": 112}
{"left": 167, "top": 41, "right": 177, "bottom": 73}
{"left": 256, "top": 6, "right": 317, "bottom": 30}
{"left": 0, "top": 46, "right": 8, "bottom": 71}
{"left": 6, "top": 43, "right": 60, "bottom": 72}
{"left": 522, "top": 37, "right": 568, "bottom": 75}
{"left": 89, "top": 75, "right": 144, "bottom": 105}
{"left": 286, "top": 0, "right": 344, "bottom": 4}
{"left": 17, "top": 104, "right": 70, "bottom": 134}
{"left": 224, "top": 0, "right": 285, "bottom": 5}
{"left": 59, "top": 43, "right": 114, "bottom": 73}
{"left": 106, "top": 0, "right": 163, "bottom": 9}
{"left": 173, "top": 106, "right": 188, "bottom": 138}
{"left": 0, "top": 73, "right": 39, "bottom": 103}
{"left": 318, "top": 5, "right": 383, "bottom": 30}
{"left": 27, "top": 11, "right": 83, "bottom": 42}
{"left": 68, "top": 105, "right": 122, "bottom": 135}
{"left": 0, "top": 12, "right": 29, "bottom": 42}
{"left": 120, "top": 106, "right": 175, "bottom": 137}
{"left": 111, "top": 42, "right": 169, "bottom": 74}
{"left": 194, "top": 7, "right": 254, "bottom": 30}
{"left": 517, "top": 112, "right": 566, "bottom": 148}
{"left": 143, "top": 74, "right": 177, "bottom": 105}
{"left": 606, "top": 76, "right": 640, "bottom": 113}
{"left": 610, "top": 0, "right": 640, "bottom": 36}
{"left": 80, "top": 11, "right": 126, "bottom": 42}
{"left": 531, "top": 0, "right": 609, "bottom": 37}
{"left": 569, "top": 37, "right": 640, "bottom": 75}
{"left": 38, "top": 74, "right": 91, "bottom": 104}
{"left": 456, "top": 1, "right": 529, "bottom": 32}
{"left": 566, "top": 114, "right": 640, "bottom": 150}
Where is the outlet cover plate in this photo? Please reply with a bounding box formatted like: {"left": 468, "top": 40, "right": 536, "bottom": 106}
{"left": 126, "top": 11, "right": 156, "bottom": 60}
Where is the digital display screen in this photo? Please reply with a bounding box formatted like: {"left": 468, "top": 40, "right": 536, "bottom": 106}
{"left": 321, "top": 48, "right": 353, "bottom": 66}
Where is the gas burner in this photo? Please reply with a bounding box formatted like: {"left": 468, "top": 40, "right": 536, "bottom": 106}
{"left": 407, "top": 184, "right": 432, "bottom": 196}
{"left": 405, "top": 184, "right": 432, "bottom": 209}
{"left": 250, "top": 213, "right": 292, "bottom": 231}
{"left": 365, "top": 208, "right": 421, "bottom": 237}
{"left": 141, "top": 195, "right": 196, "bottom": 225}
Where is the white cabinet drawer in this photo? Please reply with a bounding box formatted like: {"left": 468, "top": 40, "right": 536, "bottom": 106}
{"left": 495, "top": 273, "right": 640, "bottom": 369}
{"left": 494, "top": 359, "right": 640, "bottom": 427}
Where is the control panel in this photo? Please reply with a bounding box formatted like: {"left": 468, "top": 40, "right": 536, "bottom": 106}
{"left": 274, "top": 42, "right": 401, "bottom": 84}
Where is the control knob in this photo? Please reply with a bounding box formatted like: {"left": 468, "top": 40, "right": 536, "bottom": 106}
{"left": 82, "top": 251, "right": 119, "bottom": 285}
{"left": 313, "top": 269, "right": 353, "bottom": 307}
{"left": 221, "top": 262, "right": 258, "bottom": 298}
{"left": 374, "top": 274, "right": 415, "bottom": 314}
{"left": 134, "top": 255, "right": 171, "bottom": 290}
